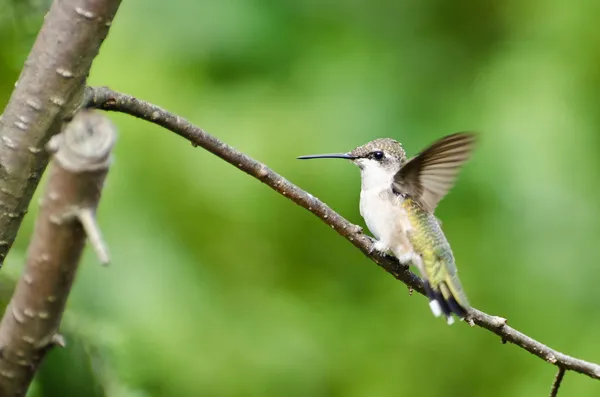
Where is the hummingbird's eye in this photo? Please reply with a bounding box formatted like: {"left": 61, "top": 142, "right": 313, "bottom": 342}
{"left": 372, "top": 151, "right": 384, "bottom": 160}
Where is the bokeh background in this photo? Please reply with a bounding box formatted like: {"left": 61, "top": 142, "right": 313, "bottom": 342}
{"left": 2, "top": 0, "right": 600, "bottom": 396}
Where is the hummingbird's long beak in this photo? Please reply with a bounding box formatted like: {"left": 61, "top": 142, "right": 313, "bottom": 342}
{"left": 297, "top": 153, "right": 356, "bottom": 160}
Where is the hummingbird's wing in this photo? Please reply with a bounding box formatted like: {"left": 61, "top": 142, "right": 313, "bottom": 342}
{"left": 392, "top": 133, "right": 476, "bottom": 213}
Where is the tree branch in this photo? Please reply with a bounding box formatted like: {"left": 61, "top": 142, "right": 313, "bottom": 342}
{"left": 0, "top": 0, "right": 121, "bottom": 268}
{"left": 84, "top": 86, "right": 600, "bottom": 382}
{"left": 550, "top": 367, "right": 566, "bottom": 397}
{"left": 0, "top": 110, "right": 116, "bottom": 396}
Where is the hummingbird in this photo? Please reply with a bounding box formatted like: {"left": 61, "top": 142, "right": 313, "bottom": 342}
{"left": 298, "top": 133, "right": 476, "bottom": 324}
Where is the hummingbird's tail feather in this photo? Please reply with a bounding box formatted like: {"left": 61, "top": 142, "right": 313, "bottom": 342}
{"left": 423, "top": 279, "right": 469, "bottom": 324}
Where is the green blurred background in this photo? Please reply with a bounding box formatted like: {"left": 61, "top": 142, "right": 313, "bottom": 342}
{"left": 2, "top": 0, "right": 600, "bottom": 396}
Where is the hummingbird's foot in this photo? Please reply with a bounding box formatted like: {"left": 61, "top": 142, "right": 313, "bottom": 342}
{"left": 370, "top": 239, "right": 390, "bottom": 254}
{"left": 397, "top": 252, "right": 414, "bottom": 265}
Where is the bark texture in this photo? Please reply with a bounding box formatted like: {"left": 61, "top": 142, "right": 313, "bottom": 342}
{"left": 0, "top": 0, "right": 121, "bottom": 267}
{"left": 0, "top": 110, "right": 116, "bottom": 396}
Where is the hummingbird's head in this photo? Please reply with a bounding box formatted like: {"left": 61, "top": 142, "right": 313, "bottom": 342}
{"left": 297, "top": 138, "right": 407, "bottom": 188}
{"left": 347, "top": 138, "right": 407, "bottom": 189}
{"left": 348, "top": 138, "right": 407, "bottom": 171}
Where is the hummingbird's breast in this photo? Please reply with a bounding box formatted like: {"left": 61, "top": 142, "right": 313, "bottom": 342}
{"left": 359, "top": 187, "right": 412, "bottom": 249}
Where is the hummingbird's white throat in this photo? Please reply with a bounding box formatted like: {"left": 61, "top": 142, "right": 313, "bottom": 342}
{"left": 355, "top": 157, "right": 401, "bottom": 192}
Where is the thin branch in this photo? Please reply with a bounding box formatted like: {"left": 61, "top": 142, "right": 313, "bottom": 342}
{"left": 85, "top": 86, "right": 600, "bottom": 382}
{"left": 550, "top": 367, "right": 566, "bottom": 397}
{"left": 0, "top": 0, "right": 121, "bottom": 268}
{"left": 0, "top": 110, "right": 116, "bottom": 397}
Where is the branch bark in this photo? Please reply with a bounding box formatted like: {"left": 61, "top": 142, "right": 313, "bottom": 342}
{"left": 0, "top": 0, "right": 121, "bottom": 267}
{"left": 0, "top": 110, "right": 116, "bottom": 397}
{"left": 85, "top": 85, "right": 600, "bottom": 382}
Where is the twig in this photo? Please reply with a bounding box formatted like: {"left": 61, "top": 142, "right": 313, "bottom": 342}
{"left": 84, "top": 86, "right": 600, "bottom": 382}
{"left": 0, "top": 0, "right": 121, "bottom": 268}
{"left": 78, "top": 208, "right": 110, "bottom": 266}
{"left": 0, "top": 110, "right": 116, "bottom": 397}
{"left": 550, "top": 367, "right": 566, "bottom": 397}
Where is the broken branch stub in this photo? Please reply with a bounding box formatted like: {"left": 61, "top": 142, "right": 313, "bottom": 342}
{"left": 0, "top": 0, "right": 121, "bottom": 268}
{"left": 0, "top": 110, "right": 116, "bottom": 396}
